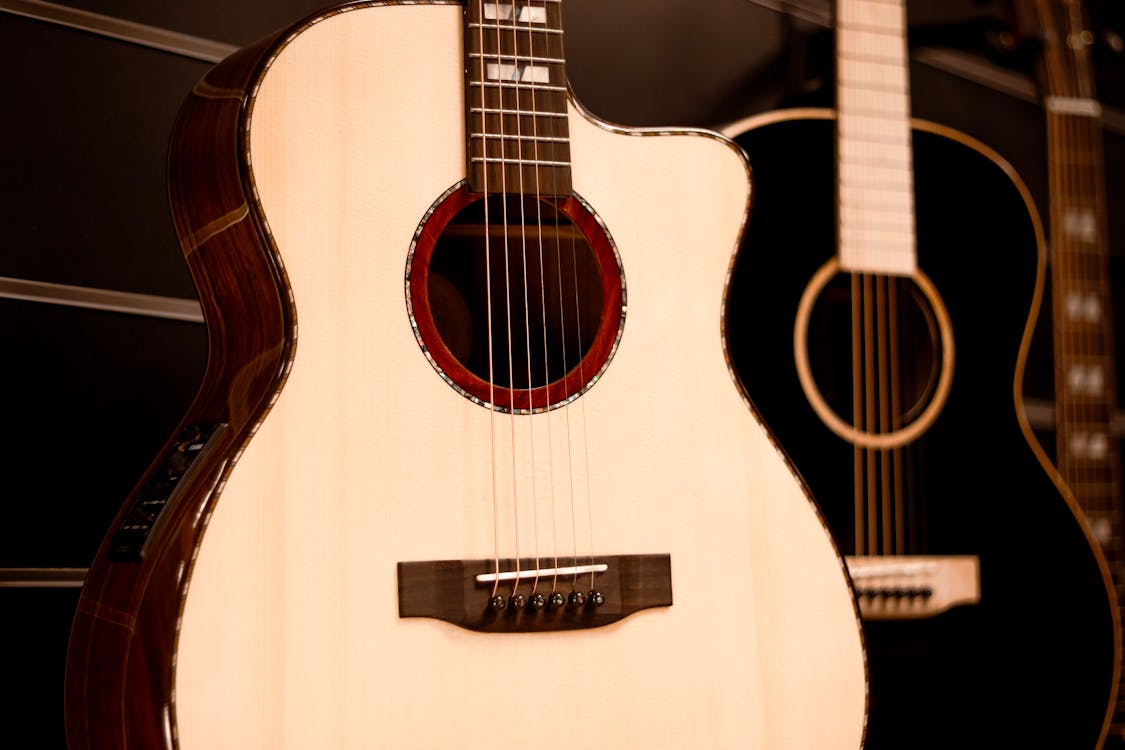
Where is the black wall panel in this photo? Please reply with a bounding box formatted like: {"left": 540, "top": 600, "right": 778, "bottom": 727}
{"left": 2, "top": 0, "right": 1122, "bottom": 747}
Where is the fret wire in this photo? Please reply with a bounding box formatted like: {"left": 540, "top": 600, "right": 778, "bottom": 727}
{"left": 467, "top": 22, "right": 563, "bottom": 35}
{"left": 468, "top": 52, "right": 565, "bottom": 64}
{"left": 839, "top": 105, "right": 912, "bottom": 120}
{"left": 470, "top": 80, "right": 567, "bottom": 93}
{"left": 838, "top": 21, "right": 905, "bottom": 34}
{"left": 472, "top": 156, "right": 571, "bottom": 167}
{"left": 472, "top": 133, "right": 569, "bottom": 143}
{"left": 837, "top": 50, "right": 906, "bottom": 66}
{"left": 838, "top": 131, "right": 910, "bottom": 145}
{"left": 839, "top": 155, "right": 914, "bottom": 169}
{"left": 470, "top": 106, "right": 568, "bottom": 118}
{"left": 837, "top": 78, "right": 907, "bottom": 94}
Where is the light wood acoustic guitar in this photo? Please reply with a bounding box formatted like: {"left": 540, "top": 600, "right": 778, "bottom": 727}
{"left": 63, "top": 2, "right": 868, "bottom": 748}
{"left": 722, "top": 0, "right": 1119, "bottom": 746}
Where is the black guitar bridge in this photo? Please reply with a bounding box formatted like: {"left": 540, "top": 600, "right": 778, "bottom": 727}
{"left": 398, "top": 554, "right": 672, "bottom": 632}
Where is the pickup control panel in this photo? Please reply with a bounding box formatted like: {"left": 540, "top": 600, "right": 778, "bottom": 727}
{"left": 107, "top": 422, "right": 225, "bottom": 562}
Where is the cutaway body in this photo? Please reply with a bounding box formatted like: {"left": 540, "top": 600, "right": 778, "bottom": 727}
{"left": 65, "top": 4, "right": 867, "bottom": 749}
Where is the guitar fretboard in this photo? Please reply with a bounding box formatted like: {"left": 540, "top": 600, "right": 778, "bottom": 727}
{"left": 1048, "top": 102, "right": 1125, "bottom": 601}
{"left": 463, "top": 0, "right": 572, "bottom": 196}
{"left": 835, "top": 0, "right": 916, "bottom": 276}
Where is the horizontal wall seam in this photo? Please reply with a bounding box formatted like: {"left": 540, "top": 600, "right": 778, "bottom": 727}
{"left": 0, "top": 0, "right": 237, "bottom": 62}
{"left": 0, "top": 567, "right": 87, "bottom": 588}
{"left": 0, "top": 276, "right": 204, "bottom": 323}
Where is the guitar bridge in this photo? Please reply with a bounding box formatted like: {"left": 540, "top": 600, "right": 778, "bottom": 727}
{"left": 397, "top": 554, "right": 672, "bottom": 632}
{"left": 847, "top": 554, "right": 981, "bottom": 620}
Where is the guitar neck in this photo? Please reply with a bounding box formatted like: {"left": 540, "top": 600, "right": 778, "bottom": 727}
{"left": 1048, "top": 102, "right": 1125, "bottom": 562}
{"left": 1020, "top": 0, "right": 1125, "bottom": 735}
{"left": 835, "top": 0, "right": 916, "bottom": 276}
{"left": 463, "top": 0, "right": 572, "bottom": 196}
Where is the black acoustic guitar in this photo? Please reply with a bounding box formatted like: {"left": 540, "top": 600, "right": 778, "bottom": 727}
{"left": 723, "top": 0, "right": 1119, "bottom": 747}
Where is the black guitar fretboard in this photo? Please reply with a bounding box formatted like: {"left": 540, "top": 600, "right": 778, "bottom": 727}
{"left": 463, "top": 0, "right": 572, "bottom": 196}
{"left": 1047, "top": 90, "right": 1125, "bottom": 741}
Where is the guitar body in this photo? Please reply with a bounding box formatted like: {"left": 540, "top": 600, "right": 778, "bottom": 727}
{"left": 724, "top": 110, "right": 1118, "bottom": 748}
{"left": 65, "top": 4, "right": 867, "bottom": 749}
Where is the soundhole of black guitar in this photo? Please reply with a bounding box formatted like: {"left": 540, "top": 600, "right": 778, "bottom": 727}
{"left": 808, "top": 272, "right": 943, "bottom": 431}
{"left": 407, "top": 184, "right": 624, "bottom": 413}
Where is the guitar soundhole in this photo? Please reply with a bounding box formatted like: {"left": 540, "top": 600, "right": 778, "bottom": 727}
{"left": 408, "top": 184, "right": 624, "bottom": 412}
{"left": 809, "top": 273, "right": 941, "bottom": 426}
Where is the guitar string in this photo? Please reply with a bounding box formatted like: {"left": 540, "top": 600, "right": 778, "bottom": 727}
{"left": 1065, "top": 0, "right": 1095, "bottom": 531}
{"left": 536, "top": 0, "right": 587, "bottom": 596}
{"left": 477, "top": 0, "right": 502, "bottom": 601}
{"left": 887, "top": 0, "right": 912, "bottom": 558}
{"left": 843, "top": 1, "right": 916, "bottom": 558}
{"left": 491, "top": 0, "right": 523, "bottom": 603}
{"left": 1050, "top": 0, "right": 1083, "bottom": 529}
{"left": 1069, "top": 0, "right": 1118, "bottom": 538}
{"left": 506, "top": 0, "right": 542, "bottom": 602}
{"left": 555, "top": 199, "right": 581, "bottom": 592}
{"left": 522, "top": 0, "right": 562, "bottom": 601}
{"left": 552, "top": 3, "right": 596, "bottom": 596}
{"left": 573, "top": 203, "right": 597, "bottom": 595}
{"left": 851, "top": 273, "right": 866, "bottom": 554}
{"left": 889, "top": 278, "right": 906, "bottom": 555}
{"left": 877, "top": 274, "right": 892, "bottom": 555}
{"left": 1042, "top": 0, "right": 1086, "bottom": 531}
{"left": 1076, "top": 13, "right": 1117, "bottom": 538}
{"left": 840, "top": 5, "right": 864, "bottom": 555}
{"left": 863, "top": 273, "right": 877, "bottom": 554}
{"left": 1044, "top": 0, "right": 1125, "bottom": 626}
{"left": 510, "top": 0, "right": 544, "bottom": 602}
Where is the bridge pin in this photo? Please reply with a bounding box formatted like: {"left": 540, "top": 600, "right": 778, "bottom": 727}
{"left": 528, "top": 593, "right": 546, "bottom": 610}
{"left": 568, "top": 591, "right": 585, "bottom": 607}
{"left": 488, "top": 594, "right": 506, "bottom": 611}
{"left": 587, "top": 590, "right": 605, "bottom": 607}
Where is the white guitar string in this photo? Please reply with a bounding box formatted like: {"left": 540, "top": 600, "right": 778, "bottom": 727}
{"left": 510, "top": 0, "right": 543, "bottom": 599}
{"left": 479, "top": 0, "right": 502, "bottom": 600}
{"left": 493, "top": 0, "right": 523, "bottom": 602}
{"left": 523, "top": 0, "right": 559, "bottom": 601}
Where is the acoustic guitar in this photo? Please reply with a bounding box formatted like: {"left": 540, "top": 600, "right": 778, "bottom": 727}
{"left": 63, "top": 2, "right": 868, "bottom": 748}
{"left": 1010, "top": 0, "right": 1125, "bottom": 744}
{"left": 722, "top": 0, "right": 1118, "bottom": 747}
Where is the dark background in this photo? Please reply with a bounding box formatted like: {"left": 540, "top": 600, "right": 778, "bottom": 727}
{"left": 1, "top": 0, "right": 1122, "bottom": 747}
